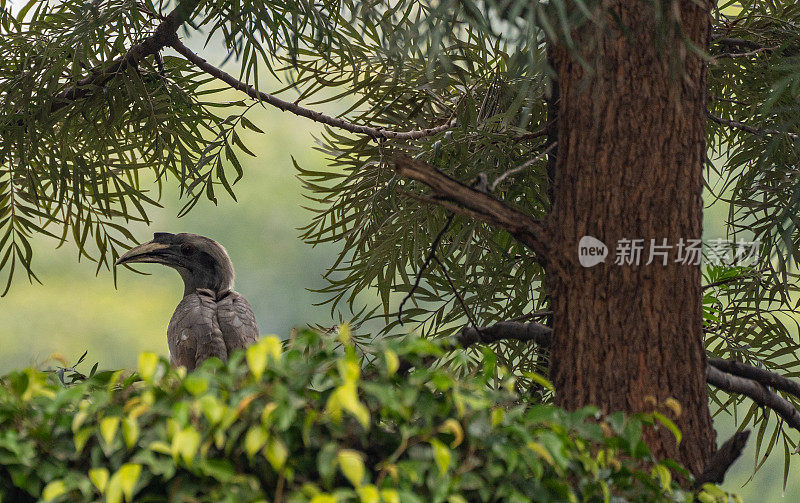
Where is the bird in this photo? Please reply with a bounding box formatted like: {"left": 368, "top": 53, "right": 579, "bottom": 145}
{"left": 115, "top": 232, "right": 259, "bottom": 370}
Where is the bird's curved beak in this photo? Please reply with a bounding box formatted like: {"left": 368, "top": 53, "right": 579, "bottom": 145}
{"left": 115, "top": 241, "right": 171, "bottom": 266}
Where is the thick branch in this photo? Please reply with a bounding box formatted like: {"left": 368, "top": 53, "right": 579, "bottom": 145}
{"left": 707, "top": 111, "right": 798, "bottom": 140}
{"left": 706, "top": 366, "right": 800, "bottom": 432}
{"left": 708, "top": 358, "right": 800, "bottom": 400}
{"left": 695, "top": 430, "right": 750, "bottom": 486}
{"left": 170, "top": 39, "right": 454, "bottom": 141}
{"left": 394, "top": 156, "right": 550, "bottom": 258}
{"left": 456, "top": 321, "right": 552, "bottom": 348}
{"left": 52, "top": 0, "right": 198, "bottom": 112}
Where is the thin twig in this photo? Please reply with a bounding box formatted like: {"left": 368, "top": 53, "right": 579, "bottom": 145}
{"left": 714, "top": 46, "right": 777, "bottom": 60}
{"left": 433, "top": 255, "right": 479, "bottom": 328}
{"left": 490, "top": 142, "right": 557, "bottom": 192}
{"left": 707, "top": 111, "right": 798, "bottom": 140}
{"left": 711, "top": 36, "right": 764, "bottom": 51}
{"left": 513, "top": 127, "right": 549, "bottom": 142}
{"left": 701, "top": 267, "right": 766, "bottom": 291}
{"left": 397, "top": 214, "right": 454, "bottom": 325}
{"left": 170, "top": 38, "right": 455, "bottom": 141}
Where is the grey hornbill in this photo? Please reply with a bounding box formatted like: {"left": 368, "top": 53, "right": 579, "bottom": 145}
{"left": 115, "top": 233, "right": 259, "bottom": 370}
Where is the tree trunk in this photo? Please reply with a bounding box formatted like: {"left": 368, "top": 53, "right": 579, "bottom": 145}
{"left": 545, "top": 0, "right": 716, "bottom": 475}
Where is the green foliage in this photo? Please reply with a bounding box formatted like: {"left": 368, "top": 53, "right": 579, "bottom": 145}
{"left": 0, "top": 330, "right": 733, "bottom": 502}
{"left": 2, "top": 0, "right": 800, "bottom": 490}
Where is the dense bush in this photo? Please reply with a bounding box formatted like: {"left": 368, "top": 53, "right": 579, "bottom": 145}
{"left": 0, "top": 329, "right": 736, "bottom": 502}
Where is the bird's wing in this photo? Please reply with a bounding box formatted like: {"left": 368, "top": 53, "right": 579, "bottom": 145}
{"left": 216, "top": 290, "right": 259, "bottom": 354}
{"left": 167, "top": 290, "right": 228, "bottom": 370}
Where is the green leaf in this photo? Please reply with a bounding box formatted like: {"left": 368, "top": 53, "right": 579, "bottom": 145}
{"left": 41, "top": 480, "right": 66, "bottom": 502}
{"left": 246, "top": 335, "right": 282, "bottom": 379}
{"left": 89, "top": 467, "right": 109, "bottom": 492}
{"left": 430, "top": 439, "right": 451, "bottom": 475}
{"left": 172, "top": 426, "right": 201, "bottom": 465}
{"left": 122, "top": 416, "right": 139, "bottom": 449}
{"left": 244, "top": 426, "right": 268, "bottom": 459}
{"left": 137, "top": 352, "right": 158, "bottom": 381}
{"left": 652, "top": 412, "right": 682, "bottom": 445}
{"left": 100, "top": 416, "right": 120, "bottom": 445}
{"left": 337, "top": 449, "right": 365, "bottom": 487}
{"left": 265, "top": 437, "right": 288, "bottom": 470}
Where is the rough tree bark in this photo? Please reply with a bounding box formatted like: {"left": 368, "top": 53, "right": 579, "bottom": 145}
{"left": 545, "top": 0, "right": 716, "bottom": 474}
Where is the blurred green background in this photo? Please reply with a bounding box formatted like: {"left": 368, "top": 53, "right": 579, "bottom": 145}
{"left": 0, "top": 86, "right": 338, "bottom": 372}
{"left": 0, "top": 38, "right": 794, "bottom": 501}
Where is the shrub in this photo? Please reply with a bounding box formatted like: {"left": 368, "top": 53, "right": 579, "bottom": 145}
{"left": 0, "top": 329, "right": 735, "bottom": 502}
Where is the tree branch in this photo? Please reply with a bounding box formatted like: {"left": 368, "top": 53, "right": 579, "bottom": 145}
{"left": 456, "top": 321, "right": 552, "bottom": 348}
{"left": 707, "top": 111, "right": 798, "bottom": 140}
{"left": 706, "top": 366, "right": 800, "bottom": 432}
{"left": 394, "top": 156, "right": 550, "bottom": 258}
{"left": 51, "top": 0, "right": 199, "bottom": 113}
{"left": 708, "top": 358, "right": 800, "bottom": 400}
{"left": 169, "top": 38, "right": 454, "bottom": 141}
{"left": 695, "top": 430, "right": 750, "bottom": 486}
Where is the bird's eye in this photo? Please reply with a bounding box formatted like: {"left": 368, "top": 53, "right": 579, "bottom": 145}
{"left": 180, "top": 243, "right": 195, "bottom": 256}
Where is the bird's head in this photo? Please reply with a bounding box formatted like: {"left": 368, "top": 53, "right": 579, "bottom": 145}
{"left": 115, "top": 233, "right": 235, "bottom": 296}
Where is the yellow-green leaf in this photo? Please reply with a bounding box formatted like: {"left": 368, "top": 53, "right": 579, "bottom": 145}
{"left": 310, "top": 495, "right": 337, "bottom": 503}
{"left": 261, "top": 402, "right": 278, "bottom": 425}
{"left": 331, "top": 381, "right": 369, "bottom": 428}
{"left": 105, "top": 473, "right": 123, "bottom": 503}
{"left": 99, "top": 416, "right": 120, "bottom": 445}
{"left": 380, "top": 489, "right": 399, "bottom": 503}
{"left": 338, "top": 323, "right": 352, "bottom": 344}
{"left": 491, "top": 407, "right": 504, "bottom": 427}
{"left": 172, "top": 426, "right": 201, "bottom": 465}
{"left": 137, "top": 352, "right": 158, "bottom": 381}
{"left": 652, "top": 412, "right": 682, "bottom": 445}
{"left": 183, "top": 375, "right": 208, "bottom": 396}
{"left": 384, "top": 349, "right": 399, "bottom": 375}
{"left": 71, "top": 410, "right": 89, "bottom": 433}
{"left": 522, "top": 371, "right": 554, "bottom": 392}
{"left": 337, "top": 449, "right": 365, "bottom": 487}
{"left": 74, "top": 427, "right": 92, "bottom": 454}
{"left": 357, "top": 484, "right": 379, "bottom": 503}
{"left": 117, "top": 463, "right": 141, "bottom": 501}
{"left": 430, "top": 439, "right": 451, "bottom": 475}
{"left": 199, "top": 395, "right": 224, "bottom": 425}
{"left": 244, "top": 426, "right": 269, "bottom": 459}
{"left": 42, "top": 480, "right": 66, "bottom": 501}
{"left": 89, "top": 467, "right": 109, "bottom": 492}
{"left": 246, "top": 335, "right": 282, "bottom": 379}
{"left": 122, "top": 416, "right": 139, "bottom": 449}
{"left": 265, "top": 437, "right": 288, "bottom": 470}
{"left": 651, "top": 463, "right": 672, "bottom": 491}
{"left": 148, "top": 441, "right": 172, "bottom": 455}
{"left": 527, "top": 442, "right": 554, "bottom": 465}
{"left": 439, "top": 419, "right": 464, "bottom": 448}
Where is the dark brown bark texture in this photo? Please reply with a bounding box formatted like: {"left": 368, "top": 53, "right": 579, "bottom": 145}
{"left": 545, "top": 0, "right": 716, "bottom": 475}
